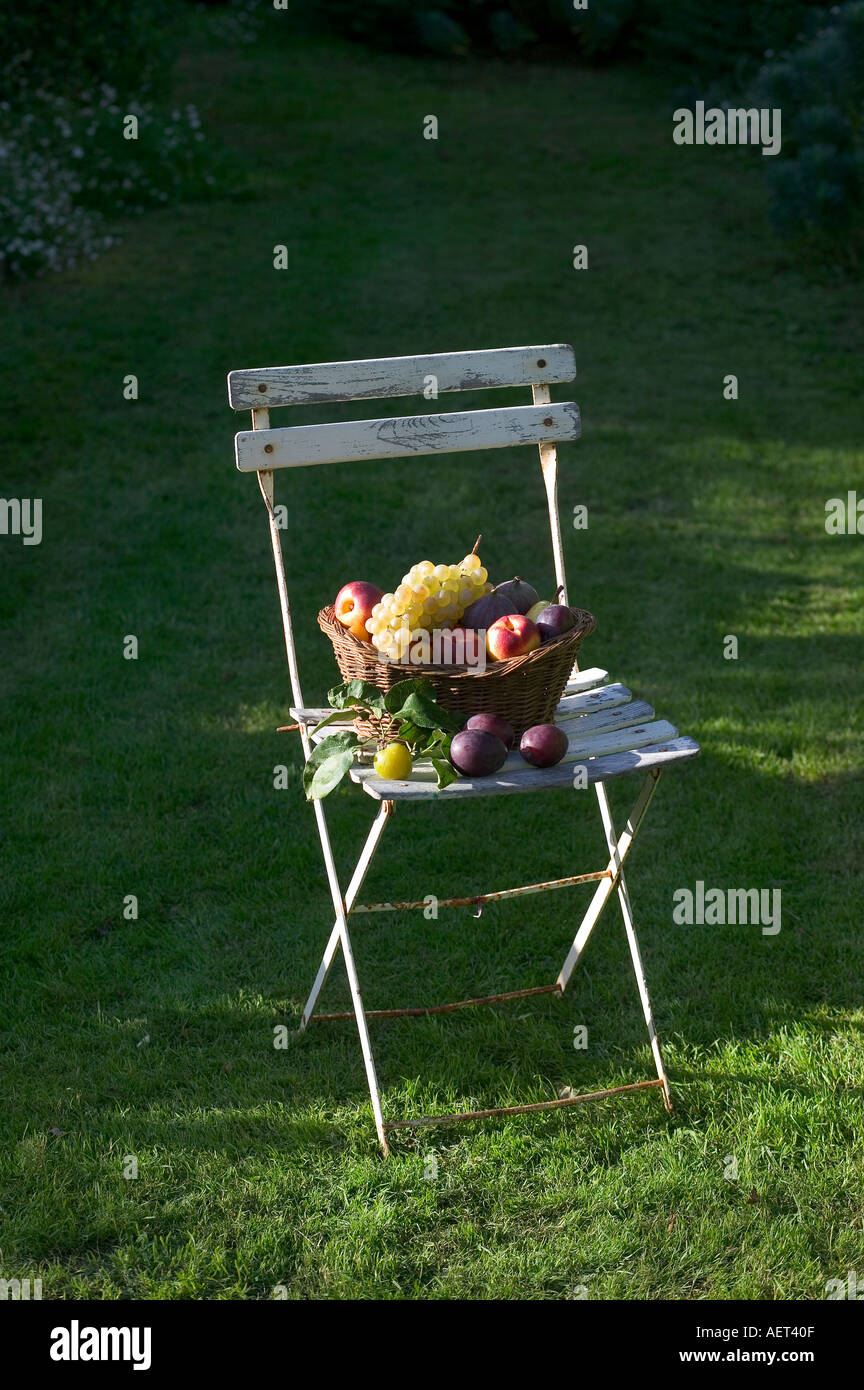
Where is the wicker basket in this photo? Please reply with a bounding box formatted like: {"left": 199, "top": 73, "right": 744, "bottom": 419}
{"left": 318, "top": 604, "right": 596, "bottom": 738}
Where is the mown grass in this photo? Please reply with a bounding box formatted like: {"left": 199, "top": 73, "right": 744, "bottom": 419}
{"left": 1, "top": 10, "right": 862, "bottom": 1300}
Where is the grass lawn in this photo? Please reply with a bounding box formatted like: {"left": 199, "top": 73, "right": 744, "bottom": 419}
{"left": 1, "top": 11, "right": 863, "bottom": 1300}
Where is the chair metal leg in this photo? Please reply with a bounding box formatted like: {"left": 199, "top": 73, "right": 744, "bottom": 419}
{"left": 300, "top": 800, "right": 393, "bottom": 1031}
{"left": 618, "top": 869, "right": 673, "bottom": 1113}
{"left": 338, "top": 915, "right": 391, "bottom": 1154}
{"left": 556, "top": 771, "right": 659, "bottom": 991}
{"left": 593, "top": 777, "right": 672, "bottom": 1112}
{"left": 257, "top": 466, "right": 393, "bottom": 1152}
{"left": 307, "top": 795, "right": 390, "bottom": 1154}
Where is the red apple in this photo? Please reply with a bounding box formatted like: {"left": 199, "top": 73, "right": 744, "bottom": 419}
{"left": 486, "top": 613, "right": 540, "bottom": 662}
{"left": 334, "top": 581, "right": 383, "bottom": 642}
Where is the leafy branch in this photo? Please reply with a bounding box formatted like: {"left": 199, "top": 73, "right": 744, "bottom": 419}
{"left": 303, "top": 678, "right": 463, "bottom": 800}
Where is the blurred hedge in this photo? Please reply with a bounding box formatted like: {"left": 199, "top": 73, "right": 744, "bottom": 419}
{"left": 750, "top": 1, "right": 864, "bottom": 267}
{"left": 0, "top": 0, "right": 246, "bottom": 280}
{"left": 0, "top": 0, "right": 175, "bottom": 99}
{"left": 642, "top": 0, "right": 835, "bottom": 83}
{"left": 313, "top": 0, "right": 837, "bottom": 77}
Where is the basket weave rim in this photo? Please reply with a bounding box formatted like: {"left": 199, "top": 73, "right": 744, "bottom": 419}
{"left": 317, "top": 604, "right": 596, "bottom": 676}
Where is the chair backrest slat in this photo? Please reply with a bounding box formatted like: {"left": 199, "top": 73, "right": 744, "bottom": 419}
{"left": 235, "top": 401, "right": 580, "bottom": 472}
{"left": 228, "top": 344, "right": 575, "bottom": 410}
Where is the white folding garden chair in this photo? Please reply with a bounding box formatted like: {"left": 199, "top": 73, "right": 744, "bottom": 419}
{"left": 228, "top": 344, "right": 700, "bottom": 1155}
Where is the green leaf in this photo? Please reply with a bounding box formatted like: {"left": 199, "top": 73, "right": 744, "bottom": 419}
{"left": 327, "top": 679, "right": 385, "bottom": 713}
{"left": 393, "top": 719, "right": 422, "bottom": 748}
{"left": 305, "top": 749, "right": 357, "bottom": 800}
{"left": 302, "top": 730, "right": 360, "bottom": 797}
{"left": 430, "top": 757, "right": 459, "bottom": 792}
{"left": 312, "top": 706, "right": 364, "bottom": 734}
{"left": 390, "top": 691, "right": 462, "bottom": 732}
{"left": 308, "top": 730, "right": 361, "bottom": 765}
{"left": 423, "top": 731, "right": 453, "bottom": 759}
{"left": 383, "top": 677, "right": 435, "bottom": 713}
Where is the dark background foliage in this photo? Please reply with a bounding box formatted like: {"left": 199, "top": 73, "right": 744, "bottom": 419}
{"left": 312, "top": 0, "right": 835, "bottom": 75}
{"left": 309, "top": 0, "right": 862, "bottom": 262}
{"left": 3, "top": 0, "right": 860, "bottom": 270}
{"left": 0, "top": 0, "right": 175, "bottom": 99}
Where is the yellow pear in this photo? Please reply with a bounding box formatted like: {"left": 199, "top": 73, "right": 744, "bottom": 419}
{"left": 526, "top": 600, "right": 551, "bottom": 622}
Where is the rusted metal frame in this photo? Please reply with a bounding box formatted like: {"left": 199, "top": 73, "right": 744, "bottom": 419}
{"left": 383, "top": 1078, "right": 665, "bottom": 1131}
{"left": 556, "top": 770, "right": 660, "bottom": 992}
{"left": 352, "top": 867, "right": 611, "bottom": 915}
{"left": 593, "top": 773, "right": 673, "bottom": 1112}
{"left": 255, "top": 438, "right": 390, "bottom": 1153}
{"left": 310, "top": 982, "right": 562, "bottom": 1024}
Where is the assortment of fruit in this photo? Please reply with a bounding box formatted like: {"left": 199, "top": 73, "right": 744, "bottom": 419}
{"left": 332, "top": 542, "right": 580, "bottom": 665}
{"left": 366, "top": 545, "right": 491, "bottom": 662}
{"left": 305, "top": 679, "right": 570, "bottom": 800}
{"left": 313, "top": 544, "right": 584, "bottom": 796}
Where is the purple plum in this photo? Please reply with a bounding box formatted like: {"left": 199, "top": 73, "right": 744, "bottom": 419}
{"left": 536, "top": 604, "right": 577, "bottom": 642}
{"left": 460, "top": 592, "right": 517, "bottom": 631}
{"left": 465, "top": 712, "right": 515, "bottom": 749}
{"left": 449, "top": 729, "right": 508, "bottom": 777}
{"left": 519, "top": 723, "right": 568, "bottom": 768}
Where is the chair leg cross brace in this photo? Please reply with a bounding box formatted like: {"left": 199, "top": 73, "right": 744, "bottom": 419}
{"left": 299, "top": 768, "right": 672, "bottom": 1150}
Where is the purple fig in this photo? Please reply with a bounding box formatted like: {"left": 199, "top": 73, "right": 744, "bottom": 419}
{"left": 460, "top": 591, "right": 518, "bottom": 631}
{"left": 494, "top": 576, "right": 539, "bottom": 615}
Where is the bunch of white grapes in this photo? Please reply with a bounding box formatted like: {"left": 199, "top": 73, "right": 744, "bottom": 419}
{"left": 366, "top": 553, "right": 493, "bottom": 661}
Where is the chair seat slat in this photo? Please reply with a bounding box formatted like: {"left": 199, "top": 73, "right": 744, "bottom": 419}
{"left": 304, "top": 696, "right": 654, "bottom": 749}
{"left": 350, "top": 719, "right": 679, "bottom": 794}
{"left": 565, "top": 666, "right": 608, "bottom": 692}
{"left": 290, "top": 680, "right": 626, "bottom": 731}
{"left": 556, "top": 683, "right": 631, "bottom": 718}
{"left": 228, "top": 344, "right": 576, "bottom": 409}
{"left": 354, "top": 735, "right": 700, "bottom": 801}
{"left": 405, "top": 716, "right": 676, "bottom": 778}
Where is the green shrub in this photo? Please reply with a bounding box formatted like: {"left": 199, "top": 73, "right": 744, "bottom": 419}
{"left": 750, "top": 2, "right": 864, "bottom": 265}
{"left": 0, "top": 1, "right": 258, "bottom": 282}
{"left": 312, "top": 0, "right": 638, "bottom": 58}
{"left": 0, "top": 0, "right": 176, "bottom": 101}
{"left": 558, "top": 0, "right": 640, "bottom": 59}
{"left": 313, "top": 0, "right": 839, "bottom": 75}
{"left": 640, "top": 1, "right": 834, "bottom": 83}
{"left": 0, "top": 85, "right": 227, "bottom": 281}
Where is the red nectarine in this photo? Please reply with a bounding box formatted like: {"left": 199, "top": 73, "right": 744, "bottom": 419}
{"left": 486, "top": 613, "right": 540, "bottom": 662}
{"left": 334, "top": 581, "right": 383, "bottom": 642}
